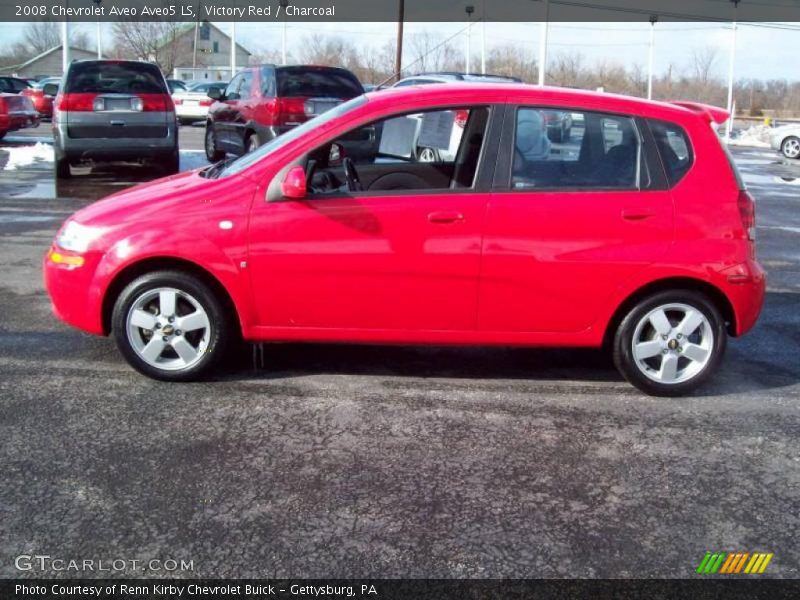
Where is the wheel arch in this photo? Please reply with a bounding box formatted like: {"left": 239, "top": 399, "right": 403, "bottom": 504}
{"left": 101, "top": 256, "right": 242, "bottom": 337}
{"left": 602, "top": 277, "right": 737, "bottom": 348}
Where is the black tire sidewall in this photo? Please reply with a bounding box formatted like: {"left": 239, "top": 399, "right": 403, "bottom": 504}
{"left": 613, "top": 290, "right": 727, "bottom": 397}
{"left": 205, "top": 125, "right": 224, "bottom": 162}
{"left": 111, "top": 271, "right": 228, "bottom": 381}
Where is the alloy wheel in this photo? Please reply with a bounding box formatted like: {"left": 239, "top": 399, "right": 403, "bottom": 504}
{"left": 630, "top": 303, "right": 714, "bottom": 385}
{"left": 782, "top": 137, "right": 800, "bottom": 159}
{"left": 126, "top": 287, "right": 211, "bottom": 371}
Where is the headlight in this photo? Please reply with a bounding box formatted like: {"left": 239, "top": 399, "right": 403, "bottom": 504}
{"left": 55, "top": 220, "right": 103, "bottom": 253}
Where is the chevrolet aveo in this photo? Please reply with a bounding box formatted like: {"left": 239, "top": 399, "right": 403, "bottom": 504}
{"left": 44, "top": 85, "right": 765, "bottom": 396}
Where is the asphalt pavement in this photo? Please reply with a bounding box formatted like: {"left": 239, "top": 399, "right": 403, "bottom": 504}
{"left": 0, "top": 129, "right": 798, "bottom": 578}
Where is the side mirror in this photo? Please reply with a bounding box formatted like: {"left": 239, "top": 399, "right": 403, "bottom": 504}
{"left": 43, "top": 83, "right": 58, "bottom": 96}
{"left": 207, "top": 87, "right": 222, "bottom": 101}
{"left": 281, "top": 166, "right": 307, "bottom": 200}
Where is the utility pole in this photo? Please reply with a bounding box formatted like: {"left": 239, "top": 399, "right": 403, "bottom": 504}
{"left": 280, "top": 0, "right": 288, "bottom": 64}
{"left": 395, "top": 0, "right": 404, "bottom": 82}
{"left": 481, "top": 0, "right": 486, "bottom": 75}
{"left": 231, "top": 20, "right": 237, "bottom": 79}
{"left": 538, "top": 0, "right": 550, "bottom": 86}
{"left": 647, "top": 15, "right": 657, "bottom": 100}
{"left": 725, "top": 0, "right": 740, "bottom": 141}
{"left": 93, "top": 0, "right": 102, "bottom": 58}
{"left": 465, "top": 5, "right": 474, "bottom": 75}
{"left": 62, "top": 21, "right": 70, "bottom": 75}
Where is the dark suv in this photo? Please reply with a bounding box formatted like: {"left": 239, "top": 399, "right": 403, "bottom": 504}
{"left": 52, "top": 60, "right": 178, "bottom": 178}
{"left": 204, "top": 65, "right": 363, "bottom": 160}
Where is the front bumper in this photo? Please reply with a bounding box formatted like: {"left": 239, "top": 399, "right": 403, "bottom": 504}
{"left": 43, "top": 247, "right": 105, "bottom": 336}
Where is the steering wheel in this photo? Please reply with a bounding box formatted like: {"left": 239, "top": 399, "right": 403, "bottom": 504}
{"left": 342, "top": 157, "right": 363, "bottom": 192}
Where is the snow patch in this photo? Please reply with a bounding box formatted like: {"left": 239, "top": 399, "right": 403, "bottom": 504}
{"left": 727, "top": 125, "right": 771, "bottom": 148}
{"left": 2, "top": 142, "right": 54, "bottom": 171}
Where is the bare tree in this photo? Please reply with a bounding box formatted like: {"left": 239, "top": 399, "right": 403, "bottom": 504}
{"left": 23, "top": 22, "right": 62, "bottom": 55}
{"left": 691, "top": 46, "right": 719, "bottom": 85}
{"left": 407, "top": 30, "right": 457, "bottom": 74}
{"left": 112, "top": 21, "right": 185, "bottom": 75}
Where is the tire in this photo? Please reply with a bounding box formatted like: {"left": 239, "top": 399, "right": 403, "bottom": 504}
{"left": 416, "top": 146, "right": 440, "bottom": 162}
{"left": 112, "top": 270, "right": 230, "bottom": 381}
{"left": 55, "top": 155, "right": 71, "bottom": 178}
{"left": 245, "top": 132, "right": 260, "bottom": 154}
{"left": 161, "top": 149, "right": 180, "bottom": 175}
{"left": 612, "top": 290, "right": 727, "bottom": 397}
{"left": 781, "top": 136, "right": 800, "bottom": 160}
{"left": 205, "top": 123, "right": 225, "bottom": 162}
{"left": 0, "top": 131, "right": 6, "bottom": 140}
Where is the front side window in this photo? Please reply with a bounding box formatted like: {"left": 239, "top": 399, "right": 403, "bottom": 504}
{"left": 238, "top": 71, "right": 253, "bottom": 100}
{"left": 512, "top": 108, "right": 641, "bottom": 190}
{"left": 303, "top": 106, "right": 490, "bottom": 196}
{"left": 649, "top": 120, "right": 693, "bottom": 186}
{"left": 224, "top": 74, "right": 243, "bottom": 100}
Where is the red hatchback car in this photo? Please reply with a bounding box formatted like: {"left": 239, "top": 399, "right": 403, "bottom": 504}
{"left": 44, "top": 85, "right": 765, "bottom": 396}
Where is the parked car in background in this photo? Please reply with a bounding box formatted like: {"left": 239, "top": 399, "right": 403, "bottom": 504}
{"left": 0, "top": 93, "right": 39, "bottom": 139}
{"left": 205, "top": 64, "right": 363, "bottom": 159}
{"left": 44, "top": 84, "right": 764, "bottom": 396}
{"left": 768, "top": 123, "right": 800, "bottom": 159}
{"left": 392, "top": 72, "right": 522, "bottom": 87}
{"left": 20, "top": 77, "right": 61, "bottom": 119}
{"left": 167, "top": 79, "right": 188, "bottom": 94}
{"left": 0, "top": 76, "right": 31, "bottom": 94}
{"left": 172, "top": 81, "right": 227, "bottom": 124}
{"left": 51, "top": 59, "right": 178, "bottom": 178}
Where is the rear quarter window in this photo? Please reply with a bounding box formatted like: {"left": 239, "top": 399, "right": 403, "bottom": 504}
{"left": 276, "top": 68, "right": 363, "bottom": 98}
{"left": 66, "top": 62, "right": 167, "bottom": 94}
{"left": 649, "top": 120, "right": 693, "bottom": 186}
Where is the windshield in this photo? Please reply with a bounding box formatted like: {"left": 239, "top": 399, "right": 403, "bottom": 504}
{"left": 218, "top": 95, "right": 368, "bottom": 178}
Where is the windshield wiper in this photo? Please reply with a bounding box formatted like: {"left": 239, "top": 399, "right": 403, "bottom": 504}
{"left": 204, "top": 157, "right": 235, "bottom": 179}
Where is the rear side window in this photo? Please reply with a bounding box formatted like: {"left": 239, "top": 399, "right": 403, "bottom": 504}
{"left": 66, "top": 62, "right": 167, "bottom": 94}
{"left": 276, "top": 68, "right": 362, "bottom": 98}
{"left": 649, "top": 120, "right": 693, "bottom": 186}
{"left": 512, "top": 108, "right": 641, "bottom": 190}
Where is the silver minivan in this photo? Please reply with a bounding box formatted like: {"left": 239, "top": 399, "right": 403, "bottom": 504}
{"left": 51, "top": 60, "right": 178, "bottom": 178}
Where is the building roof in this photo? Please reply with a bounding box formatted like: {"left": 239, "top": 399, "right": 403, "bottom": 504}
{"left": 157, "top": 22, "right": 252, "bottom": 57}
{"left": 0, "top": 45, "right": 95, "bottom": 74}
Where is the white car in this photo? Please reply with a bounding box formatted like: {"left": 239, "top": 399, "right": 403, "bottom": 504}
{"left": 769, "top": 124, "right": 800, "bottom": 159}
{"left": 172, "top": 82, "right": 227, "bottom": 124}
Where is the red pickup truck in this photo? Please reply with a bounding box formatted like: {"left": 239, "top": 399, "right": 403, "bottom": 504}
{"left": 204, "top": 65, "right": 364, "bottom": 160}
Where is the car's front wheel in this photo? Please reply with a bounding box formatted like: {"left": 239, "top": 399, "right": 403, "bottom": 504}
{"left": 613, "top": 290, "right": 727, "bottom": 396}
{"left": 112, "top": 271, "right": 230, "bottom": 381}
{"left": 781, "top": 136, "right": 800, "bottom": 159}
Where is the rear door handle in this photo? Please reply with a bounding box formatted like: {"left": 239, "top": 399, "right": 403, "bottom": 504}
{"left": 622, "top": 208, "right": 655, "bottom": 221}
{"left": 428, "top": 211, "right": 464, "bottom": 224}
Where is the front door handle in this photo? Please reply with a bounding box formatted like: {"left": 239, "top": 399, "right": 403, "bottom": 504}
{"left": 621, "top": 208, "right": 655, "bottom": 221}
{"left": 428, "top": 211, "right": 464, "bottom": 224}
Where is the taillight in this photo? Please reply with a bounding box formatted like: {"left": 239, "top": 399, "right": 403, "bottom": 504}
{"left": 738, "top": 190, "right": 756, "bottom": 241}
{"left": 199, "top": 99, "right": 213, "bottom": 107}
{"left": 0, "top": 97, "right": 6, "bottom": 113}
{"left": 138, "top": 94, "right": 172, "bottom": 112}
{"left": 275, "top": 98, "right": 307, "bottom": 126}
{"left": 454, "top": 109, "right": 469, "bottom": 128}
{"left": 173, "top": 98, "right": 183, "bottom": 106}
{"left": 57, "top": 93, "right": 98, "bottom": 111}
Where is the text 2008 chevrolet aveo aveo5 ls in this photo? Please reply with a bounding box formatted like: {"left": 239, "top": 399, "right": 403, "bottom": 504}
{"left": 44, "top": 85, "right": 765, "bottom": 396}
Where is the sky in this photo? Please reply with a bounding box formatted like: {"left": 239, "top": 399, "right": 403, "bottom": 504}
{"left": 0, "top": 20, "right": 797, "bottom": 82}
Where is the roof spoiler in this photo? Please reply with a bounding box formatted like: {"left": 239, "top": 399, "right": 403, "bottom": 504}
{"left": 670, "top": 101, "right": 730, "bottom": 124}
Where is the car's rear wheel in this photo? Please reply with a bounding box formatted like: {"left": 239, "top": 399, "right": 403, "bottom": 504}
{"left": 161, "top": 149, "right": 180, "bottom": 175}
{"left": 205, "top": 124, "right": 225, "bottom": 162}
{"left": 112, "top": 271, "right": 230, "bottom": 381}
{"left": 613, "top": 290, "right": 727, "bottom": 396}
{"left": 55, "top": 156, "right": 71, "bottom": 178}
{"left": 781, "top": 136, "right": 800, "bottom": 159}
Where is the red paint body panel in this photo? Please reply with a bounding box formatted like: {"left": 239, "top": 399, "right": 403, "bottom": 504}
{"left": 43, "top": 84, "right": 765, "bottom": 350}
